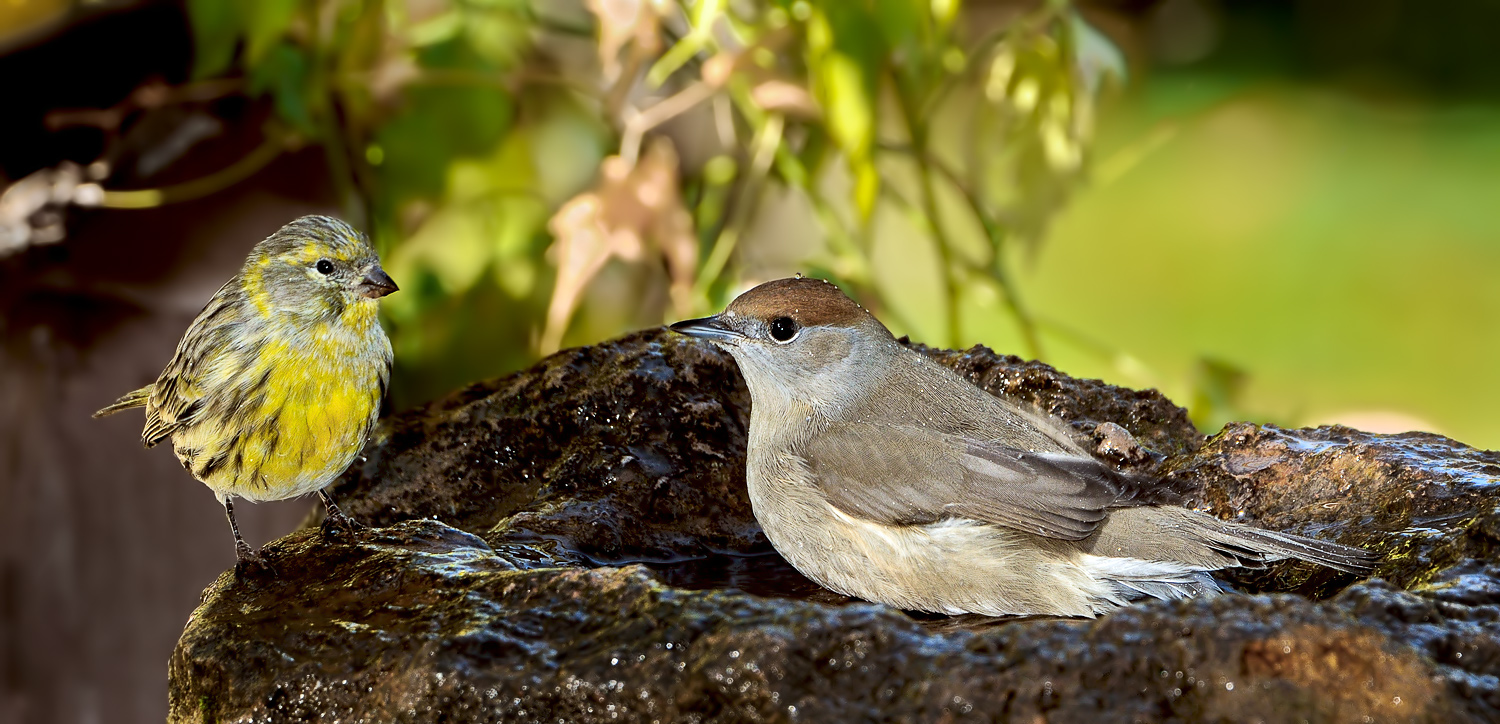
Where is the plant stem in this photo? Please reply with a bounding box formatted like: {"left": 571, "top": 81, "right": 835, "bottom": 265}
{"left": 895, "top": 79, "right": 963, "bottom": 349}
{"left": 695, "top": 112, "right": 783, "bottom": 302}
{"left": 100, "top": 136, "right": 284, "bottom": 208}
{"left": 925, "top": 154, "right": 1043, "bottom": 359}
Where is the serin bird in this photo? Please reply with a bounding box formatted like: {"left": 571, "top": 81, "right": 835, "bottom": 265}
{"left": 672, "top": 277, "right": 1375, "bottom": 617}
{"left": 95, "top": 215, "right": 397, "bottom": 568}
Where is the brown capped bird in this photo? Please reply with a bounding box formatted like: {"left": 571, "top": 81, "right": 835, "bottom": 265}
{"left": 671, "top": 277, "right": 1374, "bottom": 617}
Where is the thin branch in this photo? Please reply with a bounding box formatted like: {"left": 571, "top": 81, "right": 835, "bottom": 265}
{"left": 924, "top": 152, "right": 1042, "bottom": 359}
{"left": 45, "top": 78, "right": 246, "bottom": 131}
{"left": 874, "top": 140, "right": 1043, "bottom": 359}
{"left": 894, "top": 75, "right": 964, "bottom": 349}
{"left": 100, "top": 135, "right": 284, "bottom": 209}
{"left": 695, "top": 112, "right": 783, "bottom": 297}
{"left": 619, "top": 81, "right": 717, "bottom": 166}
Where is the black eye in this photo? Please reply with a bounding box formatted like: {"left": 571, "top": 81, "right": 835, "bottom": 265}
{"left": 769, "top": 316, "right": 798, "bottom": 343}
{"left": 315, "top": 259, "right": 334, "bottom": 275}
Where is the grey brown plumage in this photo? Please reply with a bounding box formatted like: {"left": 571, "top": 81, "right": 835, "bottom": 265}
{"left": 672, "top": 276, "right": 1375, "bottom": 617}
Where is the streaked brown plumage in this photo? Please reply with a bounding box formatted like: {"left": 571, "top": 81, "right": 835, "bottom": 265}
{"left": 95, "top": 215, "right": 397, "bottom": 568}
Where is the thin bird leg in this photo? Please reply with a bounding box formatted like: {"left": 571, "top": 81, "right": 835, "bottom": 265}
{"left": 223, "top": 497, "right": 257, "bottom": 562}
{"left": 318, "top": 489, "right": 364, "bottom": 534}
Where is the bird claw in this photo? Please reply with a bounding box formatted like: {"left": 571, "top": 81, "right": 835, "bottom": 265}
{"left": 233, "top": 544, "right": 275, "bottom": 578}
{"left": 320, "top": 509, "right": 366, "bottom": 541}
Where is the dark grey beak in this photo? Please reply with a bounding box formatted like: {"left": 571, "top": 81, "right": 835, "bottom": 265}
{"left": 670, "top": 315, "right": 743, "bottom": 341}
{"left": 357, "top": 266, "right": 399, "bottom": 299}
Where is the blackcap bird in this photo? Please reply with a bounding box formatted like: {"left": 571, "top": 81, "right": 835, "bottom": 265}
{"left": 671, "top": 277, "right": 1375, "bottom": 617}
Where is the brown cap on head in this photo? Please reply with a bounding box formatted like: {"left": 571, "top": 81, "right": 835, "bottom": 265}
{"left": 725, "top": 276, "right": 873, "bottom": 328}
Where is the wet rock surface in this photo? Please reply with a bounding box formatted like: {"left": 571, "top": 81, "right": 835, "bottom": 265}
{"left": 329, "top": 329, "right": 759, "bottom": 563}
{"left": 1167, "top": 423, "right": 1500, "bottom": 600}
{"left": 169, "top": 329, "right": 1500, "bottom": 722}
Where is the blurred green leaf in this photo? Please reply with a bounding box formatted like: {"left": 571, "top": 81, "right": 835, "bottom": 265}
{"left": 464, "top": 8, "right": 531, "bottom": 67}
{"left": 375, "top": 40, "right": 516, "bottom": 203}
{"left": 819, "top": 52, "right": 874, "bottom": 159}
{"left": 408, "top": 10, "right": 464, "bottom": 47}
{"left": 243, "top": 0, "right": 299, "bottom": 66}
{"left": 1190, "top": 357, "right": 1250, "bottom": 433}
{"left": 248, "top": 43, "right": 316, "bottom": 136}
{"left": 187, "top": 0, "right": 240, "bottom": 79}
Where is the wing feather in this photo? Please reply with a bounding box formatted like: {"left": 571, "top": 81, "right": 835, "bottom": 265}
{"left": 803, "top": 422, "right": 1134, "bottom": 540}
{"left": 140, "top": 279, "right": 245, "bottom": 448}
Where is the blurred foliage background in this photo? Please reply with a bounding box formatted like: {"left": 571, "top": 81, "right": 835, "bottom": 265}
{"left": 6, "top": 0, "right": 1500, "bottom": 448}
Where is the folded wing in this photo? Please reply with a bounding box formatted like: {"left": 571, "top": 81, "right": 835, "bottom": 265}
{"left": 803, "top": 422, "right": 1133, "bottom": 540}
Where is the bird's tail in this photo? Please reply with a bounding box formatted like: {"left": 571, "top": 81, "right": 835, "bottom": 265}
{"left": 1193, "top": 517, "right": 1378, "bottom": 575}
{"left": 1092, "top": 506, "right": 1378, "bottom": 576}
{"left": 93, "top": 385, "right": 152, "bottom": 418}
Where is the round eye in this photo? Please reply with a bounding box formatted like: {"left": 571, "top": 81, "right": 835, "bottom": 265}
{"left": 315, "top": 259, "right": 335, "bottom": 275}
{"left": 769, "top": 316, "right": 798, "bottom": 343}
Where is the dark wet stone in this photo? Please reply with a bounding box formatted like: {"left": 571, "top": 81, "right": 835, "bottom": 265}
{"left": 171, "top": 330, "right": 1500, "bottom": 722}
{"left": 170, "top": 520, "right": 1493, "bottom": 723}
{"left": 1162, "top": 423, "right": 1500, "bottom": 598}
{"left": 329, "top": 329, "right": 760, "bottom": 563}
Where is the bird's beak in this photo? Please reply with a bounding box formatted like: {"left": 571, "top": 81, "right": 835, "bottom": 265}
{"left": 670, "top": 315, "right": 743, "bottom": 342}
{"left": 357, "top": 265, "right": 399, "bottom": 299}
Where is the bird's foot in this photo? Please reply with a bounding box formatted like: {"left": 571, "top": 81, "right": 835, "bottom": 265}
{"left": 320, "top": 507, "right": 366, "bottom": 541}
{"left": 233, "top": 542, "right": 275, "bottom": 579}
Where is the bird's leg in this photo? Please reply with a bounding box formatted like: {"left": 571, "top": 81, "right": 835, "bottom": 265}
{"left": 224, "top": 497, "right": 269, "bottom": 575}
{"left": 319, "top": 489, "right": 365, "bottom": 537}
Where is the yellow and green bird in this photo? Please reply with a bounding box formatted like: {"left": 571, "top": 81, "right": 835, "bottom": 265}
{"left": 95, "top": 215, "right": 397, "bottom": 567}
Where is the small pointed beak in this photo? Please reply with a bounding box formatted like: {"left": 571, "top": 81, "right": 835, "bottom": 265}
{"left": 357, "top": 266, "right": 399, "bottom": 299}
{"left": 670, "top": 315, "right": 743, "bottom": 342}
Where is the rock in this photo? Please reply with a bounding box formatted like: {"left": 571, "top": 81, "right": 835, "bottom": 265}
{"left": 1165, "top": 423, "right": 1500, "bottom": 599}
{"left": 329, "top": 329, "right": 760, "bottom": 563}
{"left": 169, "top": 329, "right": 1500, "bottom": 722}
{"left": 170, "top": 520, "right": 1490, "bottom": 723}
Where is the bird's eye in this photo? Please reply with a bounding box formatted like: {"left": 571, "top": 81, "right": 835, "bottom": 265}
{"left": 769, "top": 316, "right": 798, "bottom": 343}
{"left": 315, "top": 259, "right": 334, "bottom": 275}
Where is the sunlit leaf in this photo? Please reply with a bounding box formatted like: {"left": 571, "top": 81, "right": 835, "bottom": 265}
{"left": 541, "top": 139, "right": 695, "bottom": 354}
{"left": 1069, "top": 10, "right": 1127, "bottom": 95}
{"left": 751, "top": 80, "right": 820, "bottom": 117}
{"left": 589, "top": 0, "right": 670, "bottom": 83}
{"left": 242, "top": 0, "right": 297, "bottom": 66}
{"left": 819, "top": 54, "right": 873, "bottom": 157}
{"left": 465, "top": 8, "right": 531, "bottom": 67}
{"left": 853, "top": 159, "right": 880, "bottom": 218}
{"left": 407, "top": 10, "right": 463, "bottom": 47}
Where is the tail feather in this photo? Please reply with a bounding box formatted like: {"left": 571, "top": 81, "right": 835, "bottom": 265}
{"left": 1198, "top": 520, "right": 1378, "bottom": 575}
{"left": 1093, "top": 506, "right": 1378, "bottom": 576}
{"left": 94, "top": 386, "right": 152, "bottom": 418}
